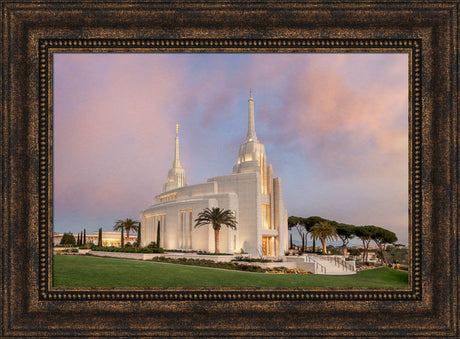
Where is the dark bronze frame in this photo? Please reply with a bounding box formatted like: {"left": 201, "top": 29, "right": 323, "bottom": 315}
{"left": 2, "top": 1, "right": 458, "bottom": 337}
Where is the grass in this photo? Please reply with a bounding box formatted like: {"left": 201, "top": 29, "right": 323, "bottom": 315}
{"left": 53, "top": 255, "right": 408, "bottom": 288}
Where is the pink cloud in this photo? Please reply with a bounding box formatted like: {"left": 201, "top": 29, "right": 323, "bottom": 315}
{"left": 249, "top": 54, "right": 408, "bottom": 172}
{"left": 54, "top": 54, "right": 188, "bottom": 218}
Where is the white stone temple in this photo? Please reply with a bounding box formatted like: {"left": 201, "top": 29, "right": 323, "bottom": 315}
{"left": 140, "top": 91, "right": 289, "bottom": 257}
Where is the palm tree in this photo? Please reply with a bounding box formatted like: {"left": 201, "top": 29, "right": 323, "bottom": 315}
{"left": 113, "top": 221, "right": 124, "bottom": 247}
{"left": 114, "top": 218, "right": 140, "bottom": 239}
{"left": 310, "top": 221, "right": 337, "bottom": 254}
{"left": 194, "top": 207, "right": 237, "bottom": 254}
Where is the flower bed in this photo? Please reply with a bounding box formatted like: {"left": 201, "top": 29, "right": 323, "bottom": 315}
{"left": 152, "top": 256, "right": 266, "bottom": 272}
{"left": 232, "top": 256, "right": 283, "bottom": 263}
{"left": 267, "top": 268, "right": 312, "bottom": 274}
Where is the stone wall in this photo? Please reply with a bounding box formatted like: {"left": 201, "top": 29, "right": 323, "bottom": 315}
{"left": 90, "top": 251, "right": 158, "bottom": 261}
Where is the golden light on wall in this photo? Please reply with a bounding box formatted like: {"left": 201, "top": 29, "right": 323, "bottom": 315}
{"left": 262, "top": 204, "right": 271, "bottom": 229}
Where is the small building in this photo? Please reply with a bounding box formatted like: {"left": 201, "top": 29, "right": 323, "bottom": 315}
{"left": 53, "top": 231, "right": 137, "bottom": 247}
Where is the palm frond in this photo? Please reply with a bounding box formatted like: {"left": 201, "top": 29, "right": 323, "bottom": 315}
{"left": 194, "top": 207, "right": 237, "bottom": 230}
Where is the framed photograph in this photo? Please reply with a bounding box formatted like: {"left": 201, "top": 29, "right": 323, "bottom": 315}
{"left": 2, "top": 1, "right": 458, "bottom": 337}
{"left": 51, "top": 52, "right": 410, "bottom": 288}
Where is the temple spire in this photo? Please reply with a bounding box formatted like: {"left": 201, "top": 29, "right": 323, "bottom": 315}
{"left": 173, "top": 123, "right": 181, "bottom": 168}
{"left": 233, "top": 90, "right": 267, "bottom": 176}
{"left": 163, "top": 123, "right": 186, "bottom": 192}
{"left": 246, "top": 89, "right": 258, "bottom": 142}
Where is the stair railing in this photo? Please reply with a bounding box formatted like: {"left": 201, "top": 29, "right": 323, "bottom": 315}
{"left": 322, "top": 255, "right": 355, "bottom": 272}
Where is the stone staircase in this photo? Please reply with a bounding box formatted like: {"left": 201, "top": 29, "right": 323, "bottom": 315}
{"left": 303, "top": 254, "right": 356, "bottom": 275}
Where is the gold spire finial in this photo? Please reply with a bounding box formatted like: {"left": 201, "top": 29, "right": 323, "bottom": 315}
{"left": 176, "top": 123, "right": 179, "bottom": 135}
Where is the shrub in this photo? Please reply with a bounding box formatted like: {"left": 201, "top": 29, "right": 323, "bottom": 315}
{"left": 197, "top": 251, "right": 232, "bottom": 255}
{"left": 232, "top": 256, "right": 282, "bottom": 263}
{"left": 60, "top": 232, "right": 76, "bottom": 246}
{"left": 78, "top": 244, "right": 92, "bottom": 249}
{"left": 147, "top": 242, "right": 158, "bottom": 249}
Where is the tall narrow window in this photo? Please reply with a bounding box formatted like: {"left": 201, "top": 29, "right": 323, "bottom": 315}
{"left": 180, "top": 212, "right": 185, "bottom": 249}
{"left": 260, "top": 153, "right": 267, "bottom": 194}
{"left": 262, "top": 204, "right": 271, "bottom": 229}
{"left": 188, "top": 210, "right": 192, "bottom": 249}
{"left": 180, "top": 210, "right": 192, "bottom": 249}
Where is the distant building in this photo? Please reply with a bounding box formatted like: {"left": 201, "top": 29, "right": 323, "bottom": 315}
{"left": 53, "top": 231, "right": 137, "bottom": 247}
{"left": 140, "top": 91, "right": 289, "bottom": 256}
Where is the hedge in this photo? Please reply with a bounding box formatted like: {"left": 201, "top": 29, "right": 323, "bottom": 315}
{"left": 91, "top": 246, "right": 164, "bottom": 254}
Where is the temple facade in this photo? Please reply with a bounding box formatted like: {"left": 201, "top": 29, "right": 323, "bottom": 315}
{"left": 140, "top": 92, "right": 288, "bottom": 256}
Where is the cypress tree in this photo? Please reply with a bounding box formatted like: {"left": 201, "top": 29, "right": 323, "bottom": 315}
{"left": 301, "top": 234, "right": 305, "bottom": 252}
{"left": 77, "top": 233, "right": 80, "bottom": 245}
{"left": 290, "top": 233, "right": 293, "bottom": 249}
{"left": 156, "top": 221, "right": 161, "bottom": 248}
{"left": 121, "top": 227, "right": 124, "bottom": 247}
{"left": 137, "top": 222, "right": 141, "bottom": 247}
{"left": 98, "top": 227, "right": 103, "bottom": 247}
{"left": 312, "top": 238, "right": 316, "bottom": 253}
{"left": 80, "top": 231, "right": 83, "bottom": 245}
{"left": 83, "top": 228, "right": 86, "bottom": 245}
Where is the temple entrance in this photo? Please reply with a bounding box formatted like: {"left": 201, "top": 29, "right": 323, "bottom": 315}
{"left": 262, "top": 236, "right": 276, "bottom": 256}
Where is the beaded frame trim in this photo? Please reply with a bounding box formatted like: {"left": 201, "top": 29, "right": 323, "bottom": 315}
{"left": 38, "top": 38, "right": 421, "bottom": 301}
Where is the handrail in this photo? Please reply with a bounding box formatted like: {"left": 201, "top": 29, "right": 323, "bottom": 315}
{"left": 318, "top": 255, "right": 355, "bottom": 272}
{"left": 305, "top": 255, "right": 327, "bottom": 274}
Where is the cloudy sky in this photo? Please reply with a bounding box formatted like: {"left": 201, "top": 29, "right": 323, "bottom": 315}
{"left": 53, "top": 53, "right": 408, "bottom": 245}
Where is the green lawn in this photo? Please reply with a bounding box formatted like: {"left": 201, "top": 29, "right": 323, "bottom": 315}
{"left": 53, "top": 255, "right": 408, "bottom": 288}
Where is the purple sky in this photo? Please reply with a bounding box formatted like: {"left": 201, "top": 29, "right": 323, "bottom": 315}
{"left": 53, "top": 53, "right": 408, "bottom": 245}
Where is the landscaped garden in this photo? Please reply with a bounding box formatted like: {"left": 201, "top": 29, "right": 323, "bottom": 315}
{"left": 53, "top": 255, "right": 408, "bottom": 288}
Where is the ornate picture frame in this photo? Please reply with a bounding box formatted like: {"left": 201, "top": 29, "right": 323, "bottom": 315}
{"left": 2, "top": 1, "right": 458, "bottom": 337}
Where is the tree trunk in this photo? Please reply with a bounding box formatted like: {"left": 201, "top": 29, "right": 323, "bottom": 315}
{"left": 214, "top": 229, "right": 220, "bottom": 254}
{"left": 380, "top": 245, "right": 386, "bottom": 266}
{"left": 341, "top": 239, "right": 347, "bottom": 255}
{"left": 322, "top": 238, "right": 327, "bottom": 254}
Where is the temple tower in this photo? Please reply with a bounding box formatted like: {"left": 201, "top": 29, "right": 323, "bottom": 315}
{"left": 233, "top": 91, "right": 269, "bottom": 194}
{"left": 163, "top": 124, "right": 187, "bottom": 192}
